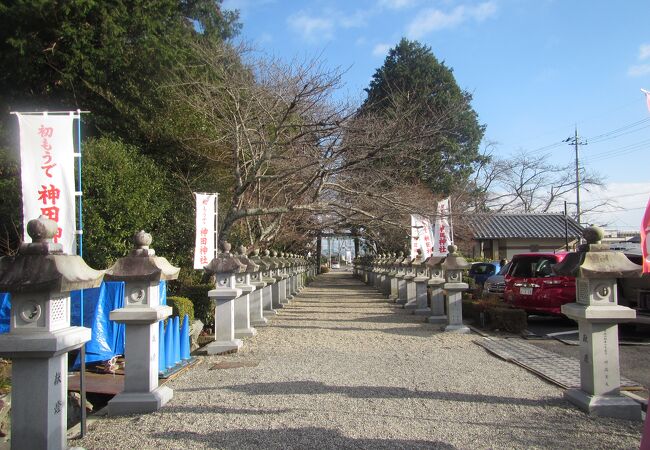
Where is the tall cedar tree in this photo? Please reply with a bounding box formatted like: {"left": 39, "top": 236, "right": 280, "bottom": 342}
{"left": 361, "top": 38, "right": 486, "bottom": 195}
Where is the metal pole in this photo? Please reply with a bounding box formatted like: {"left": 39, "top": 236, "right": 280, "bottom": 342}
{"left": 75, "top": 110, "right": 87, "bottom": 437}
{"left": 574, "top": 126, "right": 581, "bottom": 227}
{"left": 564, "top": 201, "right": 569, "bottom": 251}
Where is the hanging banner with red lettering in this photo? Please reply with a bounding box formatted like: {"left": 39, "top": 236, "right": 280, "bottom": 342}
{"left": 641, "top": 196, "right": 650, "bottom": 274}
{"left": 433, "top": 198, "right": 453, "bottom": 256}
{"left": 16, "top": 113, "right": 77, "bottom": 254}
{"left": 410, "top": 214, "right": 434, "bottom": 259}
{"left": 194, "top": 193, "right": 217, "bottom": 269}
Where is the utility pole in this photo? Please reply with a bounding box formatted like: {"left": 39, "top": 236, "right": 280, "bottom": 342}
{"left": 564, "top": 126, "right": 587, "bottom": 226}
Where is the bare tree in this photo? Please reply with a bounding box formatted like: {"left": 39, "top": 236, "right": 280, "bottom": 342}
{"left": 164, "top": 40, "right": 472, "bottom": 248}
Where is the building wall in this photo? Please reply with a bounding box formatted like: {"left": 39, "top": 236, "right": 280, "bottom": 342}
{"left": 475, "top": 238, "right": 575, "bottom": 260}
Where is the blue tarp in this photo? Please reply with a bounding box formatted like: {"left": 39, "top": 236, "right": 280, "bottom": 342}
{"left": 0, "top": 280, "right": 168, "bottom": 368}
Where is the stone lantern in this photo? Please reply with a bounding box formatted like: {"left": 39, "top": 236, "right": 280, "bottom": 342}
{"left": 0, "top": 216, "right": 103, "bottom": 450}
{"left": 388, "top": 252, "right": 404, "bottom": 302}
{"left": 261, "top": 250, "right": 283, "bottom": 311}
{"left": 247, "top": 248, "right": 269, "bottom": 326}
{"left": 405, "top": 249, "right": 425, "bottom": 311}
{"left": 280, "top": 252, "right": 295, "bottom": 301}
{"left": 426, "top": 255, "right": 447, "bottom": 324}
{"left": 203, "top": 242, "right": 246, "bottom": 354}
{"left": 398, "top": 253, "right": 415, "bottom": 306}
{"left": 441, "top": 245, "right": 470, "bottom": 333}
{"left": 395, "top": 256, "right": 411, "bottom": 305}
{"left": 105, "top": 230, "right": 179, "bottom": 415}
{"left": 270, "top": 250, "right": 288, "bottom": 306}
{"left": 554, "top": 226, "right": 642, "bottom": 420}
{"left": 414, "top": 251, "right": 432, "bottom": 316}
{"left": 233, "top": 246, "right": 259, "bottom": 338}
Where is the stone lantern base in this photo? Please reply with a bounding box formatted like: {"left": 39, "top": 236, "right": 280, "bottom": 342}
{"left": 109, "top": 386, "right": 174, "bottom": 415}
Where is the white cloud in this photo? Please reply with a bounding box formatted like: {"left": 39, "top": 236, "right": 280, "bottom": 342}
{"left": 287, "top": 12, "right": 334, "bottom": 41}
{"left": 379, "top": 0, "right": 418, "bottom": 10}
{"left": 628, "top": 64, "right": 650, "bottom": 78}
{"left": 406, "top": 1, "right": 497, "bottom": 38}
{"left": 639, "top": 43, "right": 650, "bottom": 61}
{"left": 372, "top": 43, "right": 392, "bottom": 57}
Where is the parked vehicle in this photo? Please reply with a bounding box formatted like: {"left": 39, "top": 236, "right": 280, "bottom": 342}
{"left": 484, "top": 262, "right": 511, "bottom": 297}
{"left": 504, "top": 252, "right": 574, "bottom": 316}
{"left": 468, "top": 261, "right": 501, "bottom": 288}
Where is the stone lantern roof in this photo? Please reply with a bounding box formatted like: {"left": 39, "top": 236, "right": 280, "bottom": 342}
{"left": 0, "top": 216, "right": 103, "bottom": 293}
{"left": 261, "top": 250, "right": 279, "bottom": 269}
{"left": 204, "top": 242, "right": 246, "bottom": 275}
{"left": 104, "top": 230, "right": 180, "bottom": 283}
{"left": 426, "top": 255, "right": 446, "bottom": 269}
{"left": 249, "top": 249, "right": 270, "bottom": 271}
{"left": 236, "top": 245, "right": 260, "bottom": 273}
{"left": 554, "top": 226, "right": 641, "bottom": 279}
{"left": 411, "top": 249, "right": 426, "bottom": 267}
{"left": 441, "top": 245, "right": 470, "bottom": 271}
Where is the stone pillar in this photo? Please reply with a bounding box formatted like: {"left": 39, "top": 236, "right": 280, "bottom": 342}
{"left": 0, "top": 216, "right": 102, "bottom": 450}
{"left": 441, "top": 245, "right": 470, "bottom": 333}
{"left": 248, "top": 248, "right": 269, "bottom": 325}
{"left": 413, "top": 253, "right": 431, "bottom": 316}
{"left": 426, "top": 256, "right": 447, "bottom": 324}
{"left": 234, "top": 246, "right": 258, "bottom": 338}
{"left": 203, "top": 242, "right": 246, "bottom": 354}
{"left": 405, "top": 250, "right": 425, "bottom": 311}
{"left": 261, "top": 250, "right": 282, "bottom": 311}
{"left": 271, "top": 251, "right": 288, "bottom": 306}
{"left": 106, "top": 230, "right": 179, "bottom": 415}
{"left": 388, "top": 252, "right": 403, "bottom": 302}
{"left": 394, "top": 253, "right": 407, "bottom": 305}
{"left": 555, "top": 226, "right": 642, "bottom": 420}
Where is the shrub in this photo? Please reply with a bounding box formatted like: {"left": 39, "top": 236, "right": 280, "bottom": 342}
{"left": 486, "top": 307, "right": 527, "bottom": 333}
{"left": 176, "top": 283, "right": 214, "bottom": 326}
{"left": 320, "top": 265, "right": 330, "bottom": 273}
{"left": 166, "top": 296, "right": 194, "bottom": 324}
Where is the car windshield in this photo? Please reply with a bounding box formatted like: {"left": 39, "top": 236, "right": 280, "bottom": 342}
{"left": 509, "top": 256, "right": 556, "bottom": 278}
{"left": 497, "top": 262, "right": 511, "bottom": 275}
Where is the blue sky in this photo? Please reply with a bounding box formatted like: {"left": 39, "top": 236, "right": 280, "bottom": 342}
{"left": 222, "top": 0, "right": 650, "bottom": 231}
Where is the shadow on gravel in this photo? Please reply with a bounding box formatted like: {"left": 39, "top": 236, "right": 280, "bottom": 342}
{"left": 223, "top": 381, "right": 567, "bottom": 408}
{"left": 162, "top": 405, "right": 292, "bottom": 415}
{"left": 149, "top": 427, "right": 457, "bottom": 449}
{"left": 269, "top": 323, "right": 436, "bottom": 337}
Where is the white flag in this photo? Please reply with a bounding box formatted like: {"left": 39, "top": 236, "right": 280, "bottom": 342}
{"left": 410, "top": 214, "right": 434, "bottom": 259}
{"left": 194, "top": 193, "right": 217, "bottom": 269}
{"left": 17, "top": 113, "right": 77, "bottom": 254}
{"left": 433, "top": 198, "right": 453, "bottom": 256}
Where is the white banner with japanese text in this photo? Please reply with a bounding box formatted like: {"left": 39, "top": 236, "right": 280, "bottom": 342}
{"left": 17, "top": 113, "right": 77, "bottom": 254}
{"left": 410, "top": 214, "right": 434, "bottom": 259}
{"left": 433, "top": 198, "right": 453, "bottom": 256}
{"left": 194, "top": 193, "right": 217, "bottom": 269}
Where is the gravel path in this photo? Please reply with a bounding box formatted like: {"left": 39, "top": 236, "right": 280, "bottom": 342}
{"left": 73, "top": 272, "right": 643, "bottom": 449}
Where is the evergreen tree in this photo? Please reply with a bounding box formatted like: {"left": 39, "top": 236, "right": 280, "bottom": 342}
{"left": 361, "top": 38, "right": 486, "bottom": 194}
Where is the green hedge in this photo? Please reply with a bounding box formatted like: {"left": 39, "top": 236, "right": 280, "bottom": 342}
{"left": 175, "top": 283, "right": 214, "bottom": 327}
{"left": 166, "top": 296, "right": 194, "bottom": 325}
{"left": 486, "top": 307, "right": 527, "bottom": 333}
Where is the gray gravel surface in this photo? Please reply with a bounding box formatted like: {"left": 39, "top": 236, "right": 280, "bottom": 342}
{"left": 73, "top": 272, "right": 643, "bottom": 449}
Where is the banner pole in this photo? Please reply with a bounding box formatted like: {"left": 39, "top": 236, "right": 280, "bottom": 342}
{"left": 214, "top": 193, "right": 219, "bottom": 259}
{"left": 75, "top": 110, "right": 87, "bottom": 437}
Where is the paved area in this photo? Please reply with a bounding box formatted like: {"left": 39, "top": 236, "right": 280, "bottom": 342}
{"left": 73, "top": 272, "right": 644, "bottom": 449}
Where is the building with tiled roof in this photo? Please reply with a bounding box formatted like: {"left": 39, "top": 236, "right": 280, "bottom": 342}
{"left": 466, "top": 213, "right": 583, "bottom": 260}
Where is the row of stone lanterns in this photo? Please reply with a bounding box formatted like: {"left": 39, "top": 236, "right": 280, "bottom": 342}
{"left": 355, "top": 225, "right": 644, "bottom": 421}
{"left": 354, "top": 245, "right": 470, "bottom": 333}
{"left": 0, "top": 216, "right": 319, "bottom": 449}
{"left": 204, "top": 243, "right": 314, "bottom": 355}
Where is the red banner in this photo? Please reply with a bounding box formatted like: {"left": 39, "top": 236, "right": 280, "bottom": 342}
{"left": 642, "top": 196, "right": 650, "bottom": 274}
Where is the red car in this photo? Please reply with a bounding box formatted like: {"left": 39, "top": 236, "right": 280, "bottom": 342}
{"left": 504, "top": 252, "right": 574, "bottom": 316}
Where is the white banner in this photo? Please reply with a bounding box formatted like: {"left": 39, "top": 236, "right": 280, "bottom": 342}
{"left": 410, "top": 214, "right": 434, "bottom": 259}
{"left": 433, "top": 198, "right": 453, "bottom": 256}
{"left": 194, "top": 193, "right": 217, "bottom": 269}
{"left": 17, "top": 113, "right": 77, "bottom": 254}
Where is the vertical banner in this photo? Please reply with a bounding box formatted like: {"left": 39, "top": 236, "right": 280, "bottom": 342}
{"left": 432, "top": 198, "right": 453, "bottom": 256}
{"left": 410, "top": 214, "right": 433, "bottom": 259}
{"left": 641, "top": 196, "right": 650, "bottom": 274}
{"left": 194, "top": 193, "right": 217, "bottom": 269}
{"left": 16, "top": 113, "right": 77, "bottom": 254}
